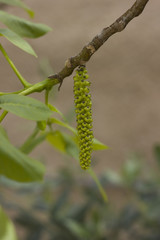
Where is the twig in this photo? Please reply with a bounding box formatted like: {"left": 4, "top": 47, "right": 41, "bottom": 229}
{"left": 0, "top": 0, "right": 150, "bottom": 102}
{"left": 48, "top": 0, "right": 149, "bottom": 89}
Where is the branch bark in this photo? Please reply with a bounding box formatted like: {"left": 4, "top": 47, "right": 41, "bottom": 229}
{"left": 48, "top": 0, "right": 149, "bottom": 89}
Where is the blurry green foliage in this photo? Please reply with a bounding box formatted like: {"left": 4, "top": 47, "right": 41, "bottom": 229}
{"left": 1, "top": 145, "right": 160, "bottom": 240}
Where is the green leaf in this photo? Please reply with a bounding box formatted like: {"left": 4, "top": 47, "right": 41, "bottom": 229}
{"left": 0, "top": 11, "right": 52, "bottom": 38}
{"left": 0, "top": 125, "right": 8, "bottom": 139}
{"left": 0, "top": 206, "right": 17, "bottom": 240}
{"left": 47, "top": 131, "right": 79, "bottom": 160}
{"left": 47, "top": 131, "right": 66, "bottom": 153}
{"left": 0, "top": 131, "right": 45, "bottom": 182}
{"left": 92, "top": 138, "right": 109, "bottom": 151}
{"left": 48, "top": 104, "right": 64, "bottom": 118}
{"left": 0, "top": 0, "right": 34, "bottom": 18}
{"left": 0, "top": 94, "right": 52, "bottom": 121}
{"left": 0, "top": 28, "right": 37, "bottom": 57}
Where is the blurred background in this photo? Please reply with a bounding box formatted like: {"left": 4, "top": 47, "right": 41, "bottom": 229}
{"left": 1, "top": 1, "right": 160, "bottom": 239}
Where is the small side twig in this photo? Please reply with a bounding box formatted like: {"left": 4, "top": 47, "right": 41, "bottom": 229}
{"left": 48, "top": 0, "right": 149, "bottom": 89}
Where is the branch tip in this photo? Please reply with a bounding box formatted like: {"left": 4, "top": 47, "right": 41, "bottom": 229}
{"left": 48, "top": 0, "right": 149, "bottom": 89}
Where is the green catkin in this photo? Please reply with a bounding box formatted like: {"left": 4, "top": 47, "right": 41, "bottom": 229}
{"left": 73, "top": 65, "right": 94, "bottom": 170}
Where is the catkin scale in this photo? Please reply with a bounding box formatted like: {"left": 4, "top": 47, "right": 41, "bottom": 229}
{"left": 73, "top": 65, "right": 93, "bottom": 170}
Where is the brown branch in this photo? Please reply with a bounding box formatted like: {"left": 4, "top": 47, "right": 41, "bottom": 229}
{"left": 48, "top": 0, "right": 149, "bottom": 89}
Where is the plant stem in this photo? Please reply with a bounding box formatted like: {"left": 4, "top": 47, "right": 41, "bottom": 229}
{"left": 19, "top": 78, "right": 59, "bottom": 96}
{"left": 0, "top": 110, "right": 8, "bottom": 123}
{"left": 45, "top": 89, "right": 49, "bottom": 105}
{"left": 48, "top": 0, "right": 149, "bottom": 88}
{"left": 0, "top": 44, "right": 31, "bottom": 88}
{"left": 0, "top": 78, "right": 58, "bottom": 122}
{"left": 0, "top": 89, "right": 24, "bottom": 96}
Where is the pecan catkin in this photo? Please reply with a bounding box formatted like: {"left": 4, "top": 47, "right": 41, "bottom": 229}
{"left": 73, "top": 65, "right": 93, "bottom": 170}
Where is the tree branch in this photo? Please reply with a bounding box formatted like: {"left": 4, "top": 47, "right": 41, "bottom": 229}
{"left": 48, "top": 0, "right": 149, "bottom": 89}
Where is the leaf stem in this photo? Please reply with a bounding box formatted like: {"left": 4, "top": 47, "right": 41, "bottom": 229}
{"left": 0, "top": 44, "right": 31, "bottom": 88}
{"left": 0, "top": 110, "right": 8, "bottom": 123}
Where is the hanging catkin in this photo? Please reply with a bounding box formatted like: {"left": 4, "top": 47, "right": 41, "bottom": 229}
{"left": 73, "top": 65, "right": 93, "bottom": 170}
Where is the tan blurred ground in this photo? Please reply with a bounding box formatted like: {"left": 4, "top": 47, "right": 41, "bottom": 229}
{"left": 1, "top": 0, "right": 160, "bottom": 174}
